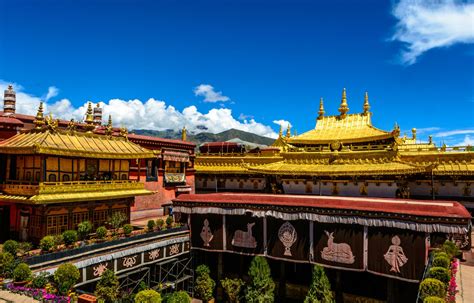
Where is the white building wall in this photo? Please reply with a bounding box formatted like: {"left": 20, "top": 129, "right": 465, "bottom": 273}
{"left": 366, "top": 183, "right": 397, "bottom": 198}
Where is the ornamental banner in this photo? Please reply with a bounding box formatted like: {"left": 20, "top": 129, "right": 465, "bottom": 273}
{"left": 144, "top": 247, "right": 164, "bottom": 264}
{"left": 191, "top": 214, "right": 224, "bottom": 250}
{"left": 226, "top": 214, "right": 264, "bottom": 255}
{"left": 266, "top": 218, "right": 310, "bottom": 261}
{"left": 313, "top": 223, "right": 364, "bottom": 270}
{"left": 117, "top": 254, "right": 142, "bottom": 272}
{"left": 367, "top": 227, "right": 426, "bottom": 282}
{"left": 85, "top": 261, "right": 113, "bottom": 280}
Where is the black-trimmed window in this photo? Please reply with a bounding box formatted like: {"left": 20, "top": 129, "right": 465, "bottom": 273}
{"left": 146, "top": 159, "right": 158, "bottom": 181}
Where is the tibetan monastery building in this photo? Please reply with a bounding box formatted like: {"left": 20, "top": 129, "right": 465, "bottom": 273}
{"left": 0, "top": 85, "right": 196, "bottom": 223}
{"left": 195, "top": 89, "right": 474, "bottom": 211}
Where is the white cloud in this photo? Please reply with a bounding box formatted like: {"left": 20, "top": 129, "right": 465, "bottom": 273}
{"left": 433, "top": 129, "right": 474, "bottom": 137}
{"left": 193, "top": 84, "right": 230, "bottom": 103}
{"left": 273, "top": 119, "right": 292, "bottom": 129}
{"left": 456, "top": 135, "right": 474, "bottom": 146}
{"left": 0, "top": 80, "right": 277, "bottom": 138}
{"left": 44, "top": 86, "right": 59, "bottom": 101}
{"left": 391, "top": 0, "right": 474, "bottom": 64}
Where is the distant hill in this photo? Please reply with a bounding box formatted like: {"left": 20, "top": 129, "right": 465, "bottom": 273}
{"left": 132, "top": 128, "right": 275, "bottom": 146}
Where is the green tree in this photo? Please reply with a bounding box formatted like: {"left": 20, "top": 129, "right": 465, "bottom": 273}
{"left": 95, "top": 269, "right": 119, "bottom": 303}
{"left": 108, "top": 212, "right": 128, "bottom": 235}
{"left": 304, "top": 265, "right": 335, "bottom": 303}
{"left": 245, "top": 256, "right": 275, "bottom": 303}
{"left": 2, "top": 240, "right": 19, "bottom": 256}
{"left": 54, "top": 263, "right": 80, "bottom": 295}
{"left": 77, "top": 221, "right": 93, "bottom": 240}
{"left": 194, "top": 264, "right": 216, "bottom": 302}
{"left": 134, "top": 289, "right": 162, "bottom": 303}
{"left": 419, "top": 278, "right": 446, "bottom": 300}
{"left": 13, "top": 263, "right": 31, "bottom": 282}
{"left": 164, "top": 291, "right": 191, "bottom": 303}
{"left": 221, "top": 277, "right": 245, "bottom": 303}
{"left": 0, "top": 252, "right": 15, "bottom": 278}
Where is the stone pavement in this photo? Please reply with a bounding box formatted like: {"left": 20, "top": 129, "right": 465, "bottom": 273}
{"left": 457, "top": 248, "right": 474, "bottom": 303}
{"left": 0, "top": 290, "right": 39, "bottom": 303}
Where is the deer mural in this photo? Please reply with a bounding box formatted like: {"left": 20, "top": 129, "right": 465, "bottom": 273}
{"left": 232, "top": 222, "right": 257, "bottom": 248}
{"left": 321, "top": 231, "right": 355, "bottom": 264}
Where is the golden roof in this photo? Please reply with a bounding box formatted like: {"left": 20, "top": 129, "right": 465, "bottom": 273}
{"left": 249, "top": 153, "right": 425, "bottom": 176}
{"left": 195, "top": 156, "right": 283, "bottom": 174}
{"left": 0, "top": 129, "right": 154, "bottom": 159}
{"left": 289, "top": 113, "right": 394, "bottom": 144}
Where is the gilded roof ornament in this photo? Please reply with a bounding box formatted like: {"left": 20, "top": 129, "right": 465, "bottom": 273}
{"left": 67, "top": 119, "right": 77, "bottom": 133}
{"left": 392, "top": 122, "right": 400, "bottom": 137}
{"left": 105, "top": 115, "right": 113, "bottom": 136}
{"left": 33, "top": 102, "right": 45, "bottom": 130}
{"left": 363, "top": 91, "right": 370, "bottom": 115}
{"left": 411, "top": 128, "right": 417, "bottom": 140}
{"left": 45, "top": 113, "right": 59, "bottom": 132}
{"left": 286, "top": 124, "right": 291, "bottom": 139}
{"left": 278, "top": 124, "right": 283, "bottom": 138}
{"left": 318, "top": 97, "right": 325, "bottom": 120}
{"left": 84, "top": 102, "right": 95, "bottom": 132}
{"left": 119, "top": 126, "right": 129, "bottom": 139}
{"left": 338, "top": 88, "right": 349, "bottom": 118}
{"left": 428, "top": 135, "right": 433, "bottom": 145}
{"left": 182, "top": 126, "right": 187, "bottom": 141}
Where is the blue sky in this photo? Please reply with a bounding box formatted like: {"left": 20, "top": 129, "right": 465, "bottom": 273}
{"left": 0, "top": 0, "right": 473, "bottom": 145}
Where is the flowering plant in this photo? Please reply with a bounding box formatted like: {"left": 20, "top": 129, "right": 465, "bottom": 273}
{"left": 446, "top": 259, "right": 459, "bottom": 303}
{"left": 6, "top": 283, "right": 72, "bottom": 302}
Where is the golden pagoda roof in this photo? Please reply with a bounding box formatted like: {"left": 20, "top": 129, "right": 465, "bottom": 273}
{"left": 0, "top": 129, "right": 154, "bottom": 159}
{"left": 248, "top": 150, "right": 425, "bottom": 176}
{"left": 289, "top": 113, "right": 395, "bottom": 145}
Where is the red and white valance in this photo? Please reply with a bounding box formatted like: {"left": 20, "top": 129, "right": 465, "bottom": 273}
{"left": 163, "top": 150, "right": 190, "bottom": 162}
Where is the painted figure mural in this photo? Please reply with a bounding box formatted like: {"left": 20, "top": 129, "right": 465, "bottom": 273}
{"left": 384, "top": 235, "right": 408, "bottom": 273}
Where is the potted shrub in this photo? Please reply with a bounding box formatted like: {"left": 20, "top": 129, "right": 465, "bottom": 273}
{"left": 123, "top": 224, "right": 133, "bottom": 237}
{"left": 419, "top": 278, "right": 446, "bottom": 301}
{"left": 62, "top": 230, "right": 78, "bottom": 247}
{"left": 108, "top": 212, "right": 128, "bottom": 236}
{"left": 40, "top": 235, "right": 56, "bottom": 253}
{"left": 433, "top": 255, "right": 450, "bottom": 268}
{"left": 54, "top": 263, "right": 80, "bottom": 295}
{"left": 423, "top": 296, "right": 445, "bottom": 303}
{"left": 77, "top": 221, "right": 93, "bottom": 240}
{"left": 305, "top": 264, "right": 334, "bottom": 303}
{"left": 2, "top": 239, "right": 19, "bottom": 257}
{"left": 134, "top": 289, "right": 162, "bottom": 303}
{"left": 156, "top": 219, "right": 164, "bottom": 230}
{"left": 221, "top": 278, "right": 245, "bottom": 303}
{"left": 96, "top": 226, "right": 108, "bottom": 241}
{"left": 17, "top": 242, "right": 32, "bottom": 257}
{"left": 166, "top": 216, "right": 173, "bottom": 228}
{"left": 0, "top": 252, "right": 15, "bottom": 280}
{"left": 54, "top": 234, "right": 64, "bottom": 250}
{"left": 95, "top": 269, "right": 119, "bottom": 303}
{"left": 13, "top": 262, "right": 31, "bottom": 286}
{"left": 427, "top": 267, "right": 451, "bottom": 285}
{"left": 147, "top": 220, "right": 156, "bottom": 232}
{"left": 165, "top": 291, "right": 191, "bottom": 303}
{"left": 245, "top": 256, "right": 275, "bottom": 303}
{"left": 194, "top": 264, "right": 215, "bottom": 303}
{"left": 31, "top": 272, "right": 51, "bottom": 289}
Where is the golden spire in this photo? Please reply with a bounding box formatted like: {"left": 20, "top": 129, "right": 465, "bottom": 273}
{"left": 278, "top": 124, "right": 283, "bottom": 138}
{"left": 338, "top": 88, "right": 349, "bottom": 118}
{"left": 363, "top": 91, "right": 370, "bottom": 115}
{"left": 84, "top": 102, "right": 95, "bottom": 132}
{"left": 182, "top": 126, "right": 187, "bottom": 141}
{"left": 318, "top": 97, "right": 325, "bottom": 120}
{"left": 285, "top": 124, "right": 291, "bottom": 139}
{"left": 33, "top": 102, "right": 45, "bottom": 129}
{"left": 412, "top": 128, "right": 417, "bottom": 140}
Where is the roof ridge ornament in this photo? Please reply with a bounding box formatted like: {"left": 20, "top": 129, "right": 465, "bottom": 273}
{"left": 105, "top": 115, "right": 113, "bottom": 136}
{"left": 363, "top": 91, "right": 370, "bottom": 115}
{"left": 84, "top": 102, "right": 95, "bottom": 133}
{"left": 182, "top": 126, "right": 187, "bottom": 141}
{"left": 67, "top": 119, "right": 77, "bottom": 133}
{"left": 338, "top": 88, "right": 349, "bottom": 118}
{"left": 286, "top": 124, "right": 291, "bottom": 139}
{"left": 33, "top": 102, "right": 45, "bottom": 130}
{"left": 278, "top": 124, "right": 283, "bottom": 138}
{"left": 318, "top": 97, "right": 325, "bottom": 120}
{"left": 45, "top": 113, "right": 59, "bottom": 132}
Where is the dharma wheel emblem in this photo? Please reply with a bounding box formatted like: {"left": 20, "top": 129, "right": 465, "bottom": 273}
{"left": 278, "top": 221, "right": 297, "bottom": 256}
{"left": 329, "top": 140, "right": 342, "bottom": 151}
{"left": 200, "top": 219, "right": 214, "bottom": 247}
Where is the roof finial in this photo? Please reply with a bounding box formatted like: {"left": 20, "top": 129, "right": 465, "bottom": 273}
{"left": 278, "top": 124, "right": 283, "bottom": 138}
{"left": 182, "top": 126, "right": 187, "bottom": 141}
{"left": 286, "top": 124, "right": 291, "bottom": 139}
{"left": 318, "top": 97, "right": 325, "bottom": 120}
{"left": 84, "top": 102, "right": 95, "bottom": 132}
{"left": 363, "top": 91, "right": 370, "bottom": 115}
{"left": 33, "top": 102, "right": 45, "bottom": 129}
{"left": 105, "top": 115, "right": 113, "bottom": 136}
{"left": 338, "top": 88, "right": 349, "bottom": 118}
{"left": 412, "top": 128, "right": 417, "bottom": 140}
